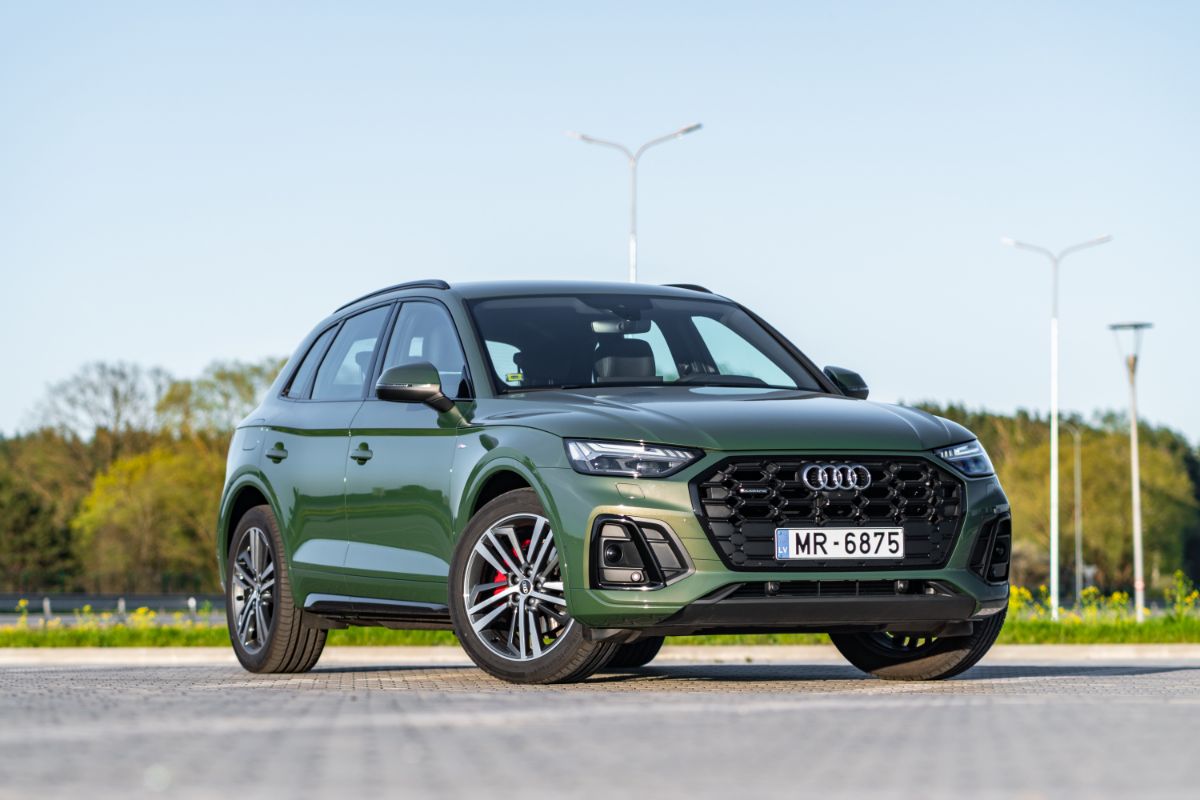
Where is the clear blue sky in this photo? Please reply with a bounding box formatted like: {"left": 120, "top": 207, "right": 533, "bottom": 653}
{"left": 2, "top": 2, "right": 1197, "bottom": 441}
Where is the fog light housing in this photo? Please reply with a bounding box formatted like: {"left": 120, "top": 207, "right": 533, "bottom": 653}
{"left": 591, "top": 516, "right": 692, "bottom": 590}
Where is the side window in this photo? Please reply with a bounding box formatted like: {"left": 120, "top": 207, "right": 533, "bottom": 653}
{"left": 381, "top": 302, "right": 470, "bottom": 398}
{"left": 311, "top": 305, "right": 391, "bottom": 401}
{"left": 284, "top": 326, "right": 337, "bottom": 398}
{"left": 691, "top": 315, "right": 795, "bottom": 388}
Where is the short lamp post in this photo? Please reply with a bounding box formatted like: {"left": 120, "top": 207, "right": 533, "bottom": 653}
{"left": 1110, "top": 321, "right": 1152, "bottom": 623}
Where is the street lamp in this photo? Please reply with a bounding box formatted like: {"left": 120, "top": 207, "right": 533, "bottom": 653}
{"left": 1110, "top": 321, "right": 1152, "bottom": 623}
{"left": 1001, "top": 233, "right": 1112, "bottom": 619}
{"left": 566, "top": 123, "right": 702, "bottom": 283}
{"left": 1061, "top": 422, "right": 1085, "bottom": 605}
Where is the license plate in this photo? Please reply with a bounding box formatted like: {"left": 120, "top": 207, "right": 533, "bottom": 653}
{"left": 774, "top": 527, "right": 905, "bottom": 560}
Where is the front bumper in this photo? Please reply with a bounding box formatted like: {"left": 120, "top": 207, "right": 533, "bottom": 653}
{"left": 621, "top": 580, "right": 1008, "bottom": 637}
{"left": 540, "top": 452, "right": 1011, "bottom": 632}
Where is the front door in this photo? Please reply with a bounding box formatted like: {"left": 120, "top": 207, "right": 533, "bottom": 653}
{"left": 343, "top": 300, "right": 470, "bottom": 603}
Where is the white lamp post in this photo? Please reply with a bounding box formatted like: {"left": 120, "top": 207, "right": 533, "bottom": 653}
{"left": 567, "top": 123, "right": 702, "bottom": 283}
{"left": 1110, "top": 321, "right": 1152, "bottom": 623}
{"left": 1001, "top": 234, "right": 1112, "bottom": 619}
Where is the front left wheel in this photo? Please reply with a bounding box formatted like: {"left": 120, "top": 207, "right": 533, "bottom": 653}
{"left": 226, "top": 505, "right": 326, "bottom": 674}
{"left": 449, "top": 489, "right": 619, "bottom": 684}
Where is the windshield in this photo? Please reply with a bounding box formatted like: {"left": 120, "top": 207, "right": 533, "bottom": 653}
{"left": 467, "top": 294, "right": 824, "bottom": 393}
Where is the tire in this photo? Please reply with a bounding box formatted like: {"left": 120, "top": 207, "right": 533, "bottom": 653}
{"left": 830, "top": 608, "right": 1007, "bottom": 681}
{"left": 226, "top": 504, "right": 326, "bottom": 674}
{"left": 607, "top": 636, "right": 665, "bottom": 669}
{"left": 449, "top": 488, "right": 619, "bottom": 684}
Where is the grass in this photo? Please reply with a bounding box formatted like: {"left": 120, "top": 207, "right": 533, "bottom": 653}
{"left": 5, "top": 576, "right": 1200, "bottom": 647}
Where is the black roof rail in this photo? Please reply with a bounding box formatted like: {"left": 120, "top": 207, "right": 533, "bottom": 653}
{"left": 335, "top": 279, "right": 450, "bottom": 312}
{"left": 663, "top": 283, "right": 713, "bottom": 294}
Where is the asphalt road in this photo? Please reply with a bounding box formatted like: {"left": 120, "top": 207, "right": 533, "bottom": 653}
{"left": 1, "top": 647, "right": 1197, "bottom": 799}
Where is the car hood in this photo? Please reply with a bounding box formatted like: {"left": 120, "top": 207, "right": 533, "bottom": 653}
{"left": 470, "top": 387, "right": 973, "bottom": 452}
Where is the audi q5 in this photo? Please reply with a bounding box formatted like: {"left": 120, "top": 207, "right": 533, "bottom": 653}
{"left": 218, "top": 280, "right": 1010, "bottom": 683}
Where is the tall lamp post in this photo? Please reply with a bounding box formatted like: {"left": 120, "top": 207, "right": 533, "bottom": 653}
{"left": 567, "top": 123, "right": 702, "bottom": 283}
{"left": 1061, "top": 422, "right": 1085, "bottom": 605}
{"left": 1001, "top": 234, "right": 1112, "bottom": 619}
{"left": 1110, "top": 321, "right": 1152, "bottom": 623}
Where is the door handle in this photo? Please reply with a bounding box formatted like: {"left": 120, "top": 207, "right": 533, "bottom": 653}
{"left": 265, "top": 443, "right": 288, "bottom": 463}
{"left": 350, "top": 444, "right": 373, "bottom": 464}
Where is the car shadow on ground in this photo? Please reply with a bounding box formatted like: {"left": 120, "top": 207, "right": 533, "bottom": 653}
{"left": 306, "top": 662, "right": 1200, "bottom": 684}
{"left": 593, "top": 663, "right": 1200, "bottom": 682}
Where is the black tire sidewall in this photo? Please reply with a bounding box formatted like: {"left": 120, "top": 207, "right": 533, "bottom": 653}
{"left": 831, "top": 607, "right": 1008, "bottom": 680}
{"left": 225, "top": 505, "right": 300, "bottom": 672}
{"left": 608, "top": 636, "right": 666, "bottom": 669}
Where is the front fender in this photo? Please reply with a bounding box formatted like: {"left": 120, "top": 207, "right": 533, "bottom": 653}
{"left": 451, "top": 426, "right": 572, "bottom": 572}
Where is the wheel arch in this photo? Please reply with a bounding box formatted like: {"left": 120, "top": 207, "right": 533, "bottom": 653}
{"left": 457, "top": 458, "right": 562, "bottom": 545}
{"left": 217, "top": 475, "right": 281, "bottom": 587}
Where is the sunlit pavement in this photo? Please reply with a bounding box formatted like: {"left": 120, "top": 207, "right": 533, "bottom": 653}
{"left": 1, "top": 647, "right": 1197, "bottom": 799}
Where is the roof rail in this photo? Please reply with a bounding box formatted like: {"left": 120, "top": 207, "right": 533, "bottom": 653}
{"left": 335, "top": 279, "right": 450, "bottom": 312}
{"left": 663, "top": 283, "right": 712, "bottom": 294}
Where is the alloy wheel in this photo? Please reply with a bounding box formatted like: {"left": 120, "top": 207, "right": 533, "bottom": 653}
{"left": 462, "top": 513, "right": 572, "bottom": 661}
{"left": 231, "top": 526, "right": 276, "bottom": 655}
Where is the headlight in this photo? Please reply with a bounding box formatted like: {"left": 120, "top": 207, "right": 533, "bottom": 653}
{"left": 565, "top": 440, "right": 702, "bottom": 478}
{"left": 936, "top": 440, "right": 994, "bottom": 477}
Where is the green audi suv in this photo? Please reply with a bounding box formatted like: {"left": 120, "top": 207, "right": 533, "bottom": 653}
{"left": 218, "top": 280, "right": 1010, "bottom": 683}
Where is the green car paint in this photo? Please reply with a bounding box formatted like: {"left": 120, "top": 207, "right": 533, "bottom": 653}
{"left": 218, "top": 280, "right": 1009, "bottom": 636}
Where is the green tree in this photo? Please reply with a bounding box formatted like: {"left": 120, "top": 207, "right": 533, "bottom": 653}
{"left": 72, "top": 440, "right": 225, "bottom": 592}
{"left": 0, "top": 459, "right": 76, "bottom": 592}
{"left": 918, "top": 403, "right": 1200, "bottom": 593}
{"left": 66, "top": 357, "right": 283, "bottom": 592}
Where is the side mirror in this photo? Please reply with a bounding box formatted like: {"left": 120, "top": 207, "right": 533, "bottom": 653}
{"left": 376, "top": 362, "right": 455, "bottom": 412}
{"left": 823, "top": 366, "right": 869, "bottom": 400}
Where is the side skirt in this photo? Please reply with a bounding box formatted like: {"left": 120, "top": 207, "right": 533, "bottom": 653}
{"left": 303, "top": 593, "right": 454, "bottom": 631}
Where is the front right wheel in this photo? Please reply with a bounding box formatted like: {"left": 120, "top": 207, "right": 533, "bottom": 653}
{"left": 830, "top": 608, "right": 1007, "bottom": 681}
{"left": 448, "top": 489, "right": 619, "bottom": 684}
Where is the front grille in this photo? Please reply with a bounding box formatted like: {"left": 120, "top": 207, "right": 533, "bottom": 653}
{"left": 692, "top": 455, "right": 965, "bottom": 570}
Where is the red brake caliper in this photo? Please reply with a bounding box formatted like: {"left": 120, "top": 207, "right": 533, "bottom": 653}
{"left": 493, "top": 538, "right": 532, "bottom": 596}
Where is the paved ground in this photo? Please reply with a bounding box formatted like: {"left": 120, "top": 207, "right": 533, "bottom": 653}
{"left": 1, "top": 646, "right": 1197, "bottom": 800}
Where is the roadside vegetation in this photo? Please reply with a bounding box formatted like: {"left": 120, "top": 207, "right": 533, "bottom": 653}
{"left": 5, "top": 573, "right": 1200, "bottom": 647}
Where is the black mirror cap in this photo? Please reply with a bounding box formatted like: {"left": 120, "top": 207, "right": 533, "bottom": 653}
{"left": 376, "top": 362, "right": 454, "bottom": 412}
{"left": 823, "top": 365, "right": 869, "bottom": 400}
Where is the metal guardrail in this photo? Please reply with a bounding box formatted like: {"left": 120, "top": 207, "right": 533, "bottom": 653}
{"left": 0, "top": 593, "right": 225, "bottom": 617}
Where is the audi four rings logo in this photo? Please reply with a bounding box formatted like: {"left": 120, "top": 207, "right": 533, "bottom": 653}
{"left": 802, "top": 463, "right": 871, "bottom": 491}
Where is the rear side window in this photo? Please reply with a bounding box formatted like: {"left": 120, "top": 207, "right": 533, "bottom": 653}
{"left": 311, "top": 306, "right": 391, "bottom": 401}
{"left": 284, "top": 326, "right": 337, "bottom": 398}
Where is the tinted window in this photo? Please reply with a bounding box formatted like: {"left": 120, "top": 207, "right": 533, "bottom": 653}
{"left": 285, "top": 326, "right": 337, "bottom": 398}
{"left": 468, "top": 294, "right": 820, "bottom": 392}
{"left": 381, "top": 302, "right": 469, "bottom": 398}
{"left": 311, "top": 306, "right": 390, "bottom": 401}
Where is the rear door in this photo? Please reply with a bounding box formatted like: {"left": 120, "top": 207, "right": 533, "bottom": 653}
{"left": 343, "top": 299, "right": 470, "bottom": 602}
{"left": 263, "top": 304, "right": 392, "bottom": 599}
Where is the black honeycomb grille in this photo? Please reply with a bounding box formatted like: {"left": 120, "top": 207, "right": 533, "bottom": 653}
{"left": 692, "top": 456, "right": 965, "bottom": 570}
